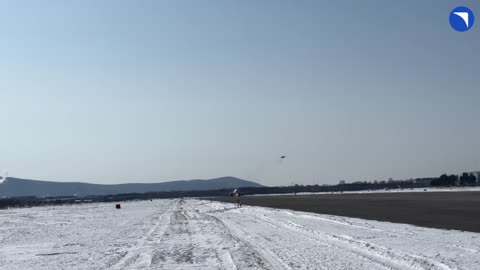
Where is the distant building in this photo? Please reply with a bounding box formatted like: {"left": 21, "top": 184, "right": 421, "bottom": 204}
{"left": 413, "top": 178, "right": 433, "bottom": 186}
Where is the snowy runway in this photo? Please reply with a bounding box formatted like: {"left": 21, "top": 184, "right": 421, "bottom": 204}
{"left": 1, "top": 199, "right": 479, "bottom": 269}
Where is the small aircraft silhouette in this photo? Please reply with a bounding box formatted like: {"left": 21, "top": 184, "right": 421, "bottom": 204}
{"left": 280, "top": 155, "right": 286, "bottom": 159}
{"left": 230, "top": 189, "right": 244, "bottom": 207}
{"left": 230, "top": 189, "right": 244, "bottom": 197}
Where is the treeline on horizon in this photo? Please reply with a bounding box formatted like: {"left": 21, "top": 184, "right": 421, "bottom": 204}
{"left": 0, "top": 172, "right": 478, "bottom": 209}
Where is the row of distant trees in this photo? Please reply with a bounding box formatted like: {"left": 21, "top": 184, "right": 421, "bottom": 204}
{"left": 431, "top": 173, "right": 478, "bottom": 187}
{"left": 337, "top": 172, "right": 478, "bottom": 189}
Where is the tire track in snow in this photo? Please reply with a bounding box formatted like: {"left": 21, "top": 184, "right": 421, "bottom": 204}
{"left": 150, "top": 200, "right": 266, "bottom": 269}
{"left": 109, "top": 202, "right": 176, "bottom": 269}
{"left": 255, "top": 213, "right": 452, "bottom": 270}
{"left": 149, "top": 202, "right": 200, "bottom": 268}
{"left": 204, "top": 214, "right": 272, "bottom": 270}
{"left": 218, "top": 216, "right": 296, "bottom": 270}
{"left": 219, "top": 212, "right": 401, "bottom": 270}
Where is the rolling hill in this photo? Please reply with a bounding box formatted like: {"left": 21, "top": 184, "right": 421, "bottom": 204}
{"left": 0, "top": 176, "right": 263, "bottom": 198}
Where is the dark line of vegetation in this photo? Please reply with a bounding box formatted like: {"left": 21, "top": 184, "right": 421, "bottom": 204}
{"left": 0, "top": 173, "right": 477, "bottom": 209}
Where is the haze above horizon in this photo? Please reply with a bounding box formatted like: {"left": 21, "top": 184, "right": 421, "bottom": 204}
{"left": 1, "top": 1, "right": 479, "bottom": 185}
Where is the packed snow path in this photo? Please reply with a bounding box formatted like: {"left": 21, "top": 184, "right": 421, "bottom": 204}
{"left": 1, "top": 199, "right": 479, "bottom": 269}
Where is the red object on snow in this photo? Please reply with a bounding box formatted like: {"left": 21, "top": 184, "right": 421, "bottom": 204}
{"left": 116, "top": 204, "right": 121, "bottom": 209}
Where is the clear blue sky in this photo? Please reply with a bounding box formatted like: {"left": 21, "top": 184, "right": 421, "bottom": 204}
{"left": 1, "top": 1, "right": 479, "bottom": 185}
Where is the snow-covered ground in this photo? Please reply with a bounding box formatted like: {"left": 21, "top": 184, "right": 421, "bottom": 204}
{"left": 1, "top": 199, "right": 479, "bottom": 270}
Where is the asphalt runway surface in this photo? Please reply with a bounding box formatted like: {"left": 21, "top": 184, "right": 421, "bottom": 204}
{"left": 209, "top": 192, "right": 480, "bottom": 233}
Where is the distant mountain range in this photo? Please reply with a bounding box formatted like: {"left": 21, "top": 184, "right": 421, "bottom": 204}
{"left": 0, "top": 176, "right": 263, "bottom": 198}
